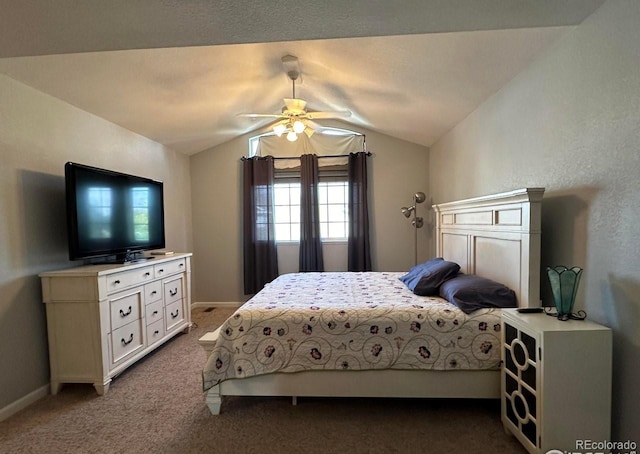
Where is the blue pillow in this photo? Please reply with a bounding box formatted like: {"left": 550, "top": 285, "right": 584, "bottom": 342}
{"left": 399, "top": 258, "right": 460, "bottom": 296}
{"left": 399, "top": 258, "right": 443, "bottom": 288}
{"left": 439, "top": 274, "right": 517, "bottom": 314}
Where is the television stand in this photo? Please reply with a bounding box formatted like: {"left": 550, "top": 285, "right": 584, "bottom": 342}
{"left": 40, "top": 253, "right": 193, "bottom": 395}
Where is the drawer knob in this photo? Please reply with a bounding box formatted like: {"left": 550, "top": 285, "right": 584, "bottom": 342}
{"left": 179, "top": 263, "right": 184, "bottom": 268}
{"left": 114, "top": 280, "right": 121, "bottom": 285}
{"left": 121, "top": 333, "right": 134, "bottom": 346}
{"left": 158, "top": 269, "right": 164, "bottom": 274}
{"left": 171, "top": 309, "right": 179, "bottom": 319}
{"left": 154, "top": 330, "right": 159, "bottom": 335}
{"left": 152, "top": 310, "right": 158, "bottom": 316}
{"left": 169, "top": 288, "right": 178, "bottom": 297}
{"left": 151, "top": 291, "right": 157, "bottom": 295}
{"left": 119, "top": 306, "right": 132, "bottom": 317}
{"left": 144, "top": 272, "right": 151, "bottom": 277}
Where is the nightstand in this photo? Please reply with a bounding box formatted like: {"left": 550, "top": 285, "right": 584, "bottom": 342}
{"left": 501, "top": 309, "right": 612, "bottom": 453}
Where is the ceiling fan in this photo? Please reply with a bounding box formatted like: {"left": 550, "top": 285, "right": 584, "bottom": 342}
{"left": 238, "top": 55, "right": 352, "bottom": 142}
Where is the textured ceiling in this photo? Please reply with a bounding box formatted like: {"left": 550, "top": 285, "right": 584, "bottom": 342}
{"left": 0, "top": 0, "right": 605, "bottom": 155}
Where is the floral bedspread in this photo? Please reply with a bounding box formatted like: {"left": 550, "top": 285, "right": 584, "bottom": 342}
{"left": 202, "top": 272, "right": 502, "bottom": 391}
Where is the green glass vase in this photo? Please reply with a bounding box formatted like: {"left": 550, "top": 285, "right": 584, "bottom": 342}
{"left": 547, "top": 266, "right": 583, "bottom": 316}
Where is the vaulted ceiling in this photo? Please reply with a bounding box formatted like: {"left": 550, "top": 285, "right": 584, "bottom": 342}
{"left": 0, "top": 0, "right": 605, "bottom": 155}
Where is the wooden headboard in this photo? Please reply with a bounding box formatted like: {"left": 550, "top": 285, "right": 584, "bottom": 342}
{"left": 433, "top": 188, "right": 544, "bottom": 308}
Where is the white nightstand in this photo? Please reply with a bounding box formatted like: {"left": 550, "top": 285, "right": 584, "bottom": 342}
{"left": 501, "top": 309, "right": 612, "bottom": 453}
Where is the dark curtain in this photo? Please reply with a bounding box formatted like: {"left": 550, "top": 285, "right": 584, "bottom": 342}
{"left": 243, "top": 157, "right": 279, "bottom": 294}
{"left": 299, "top": 154, "right": 324, "bottom": 272}
{"left": 347, "top": 152, "right": 372, "bottom": 271}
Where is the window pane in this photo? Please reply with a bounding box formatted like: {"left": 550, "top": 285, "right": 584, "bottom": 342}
{"left": 318, "top": 184, "right": 328, "bottom": 204}
{"left": 274, "top": 185, "right": 290, "bottom": 205}
{"left": 275, "top": 223, "right": 291, "bottom": 241}
{"left": 328, "top": 204, "right": 347, "bottom": 222}
{"left": 275, "top": 205, "right": 291, "bottom": 223}
{"left": 290, "top": 205, "right": 301, "bottom": 223}
{"left": 320, "top": 223, "right": 329, "bottom": 238}
{"left": 289, "top": 185, "right": 301, "bottom": 205}
{"left": 326, "top": 183, "right": 345, "bottom": 203}
{"left": 328, "top": 222, "right": 346, "bottom": 239}
{"left": 318, "top": 204, "right": 328, "bottom": 223}
{"left": 290, "top": 223, "right": 301, "bottom": 241}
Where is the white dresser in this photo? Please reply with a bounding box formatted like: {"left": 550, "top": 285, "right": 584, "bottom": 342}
{"left": 501, "top": 309, "right": 612, "bottom": 453}
{"left": 40, "top": 253, "right": 192, "bottom": 395}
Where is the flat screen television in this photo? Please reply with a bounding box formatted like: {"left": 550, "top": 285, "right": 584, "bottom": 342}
{"left": 65, "top": 162, "right": 165, "bottom": 263}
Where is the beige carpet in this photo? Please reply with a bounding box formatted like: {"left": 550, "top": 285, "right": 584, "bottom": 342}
{"left": 0, "top": 307, "right": 525, "bottom": 453}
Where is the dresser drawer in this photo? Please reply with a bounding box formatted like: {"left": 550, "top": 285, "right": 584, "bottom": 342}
{"left": 111, "top": 320, "right": 144, "bottom": 364}
{"left": 154, "top": 258, "right": 186, "bottom": 279}
{"left": 109, "top": 291, "right": 142, "bottom": 331}
{"left": 145, "top": 300, "right": 163, "bottom": 326}
{"left": 165, "top": 299, "right": 185, "bottom": 332}
{"left": 163, "top": 275, "right": 183, "bottom": 304}
{"left": 106, "top": 266, "right": 154, "bottom": 294}
{"left": 146, "top": 319, "right": 165, "bottom": 346}
{"left": 144, "top": 281, "right": 162, "bottom": 304}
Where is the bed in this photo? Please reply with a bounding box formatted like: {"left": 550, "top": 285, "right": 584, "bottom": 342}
{"left": 201, "top": 188, "right": 544, "bottom": 415}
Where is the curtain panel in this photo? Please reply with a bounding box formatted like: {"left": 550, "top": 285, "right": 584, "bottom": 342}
{"left": 299, "top": 154, "right": 324, "bottom": 272}
{"left": 347, "top": 152, "right": 372, "bottom": 271}
{"left": 242, "top": 157, "right": 279, "bottom": 294}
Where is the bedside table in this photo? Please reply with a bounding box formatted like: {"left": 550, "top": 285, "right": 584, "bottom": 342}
{"left": 501, "top": 309, "right": 612, "bottom": 453}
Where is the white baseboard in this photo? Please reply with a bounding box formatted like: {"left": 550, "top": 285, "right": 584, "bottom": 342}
{"left": 0, "top": 384, "right": 49, "bottom": 422}
{"left": 191, "top": 301, "right": 243, "bottom": 309}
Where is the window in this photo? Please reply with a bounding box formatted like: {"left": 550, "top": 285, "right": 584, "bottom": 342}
{"left": 318, "top": 181, "right": 349, "bottom": 240}
{"left": 274, "top": 182, "right": 301, "bottom": 242}
{"left": 249, "top": 126, "right": 360, "bottom": 243}
{"left": 273, "top": 180, "right": 349, "bottom": 242}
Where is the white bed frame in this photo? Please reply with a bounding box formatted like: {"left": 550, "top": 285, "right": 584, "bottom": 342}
{"left": 201, "top": 188, "right": 544, "bottom": 415}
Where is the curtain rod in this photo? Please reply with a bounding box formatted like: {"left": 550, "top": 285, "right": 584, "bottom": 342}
{"left": 241, "top": 151, "right": 372, "bottom": 161}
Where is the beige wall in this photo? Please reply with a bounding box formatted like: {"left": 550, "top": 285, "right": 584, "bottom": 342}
{"left": 0, "top": 75, "right": 192, "bottom": 410}
{"left": 430, "top": 0, "right": 639, "bottom": 440}
{"left": 190, "top": 122, "right": 430, "bottom": 303}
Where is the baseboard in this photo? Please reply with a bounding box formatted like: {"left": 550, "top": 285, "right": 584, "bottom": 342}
{"left": 191, "top": 301, "right": 243, "bottom": 309}
{"left": 0, "top": 384, "right": 49, "bottom": 422}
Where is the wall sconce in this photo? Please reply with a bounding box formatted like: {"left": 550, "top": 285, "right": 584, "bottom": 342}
{"left": 401, "top": 192, "right": 426, "bottom": 265}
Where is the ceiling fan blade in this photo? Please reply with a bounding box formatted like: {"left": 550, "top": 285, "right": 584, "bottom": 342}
{"left": 237, "top": 113, "right": 287, "bottom": 119}
{"left": 304, "top": 110, "right": 352, "bottom": 120}
{"left": 303, "top": 119, "right": 323, "bottom": 131}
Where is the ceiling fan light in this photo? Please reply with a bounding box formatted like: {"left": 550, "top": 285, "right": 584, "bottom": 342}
{"left": 286, "top": 131, "right": 298, "bottom": 142}
{"left": 292, "top": 120, "right": 306, "bottom": 134}
{"left": 273, "top": 124, "right": 287, "bottom": 136}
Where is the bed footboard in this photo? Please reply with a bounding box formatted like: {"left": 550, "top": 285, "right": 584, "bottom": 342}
{"left": 205, "top": 385, "right": 222, "bottom": 415}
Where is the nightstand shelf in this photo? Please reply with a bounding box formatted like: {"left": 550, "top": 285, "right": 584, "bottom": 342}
{"left": 501, "top": 309, "right": 612, "bottom": 453}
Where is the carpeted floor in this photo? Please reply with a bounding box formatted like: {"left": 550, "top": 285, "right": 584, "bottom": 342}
{"left": 0, "top": 307, "right": 526, "bottom": 453}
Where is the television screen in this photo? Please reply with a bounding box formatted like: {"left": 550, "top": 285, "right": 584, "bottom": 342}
{"left": 65, "top": 162, "right": 165, "bottom": 262}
